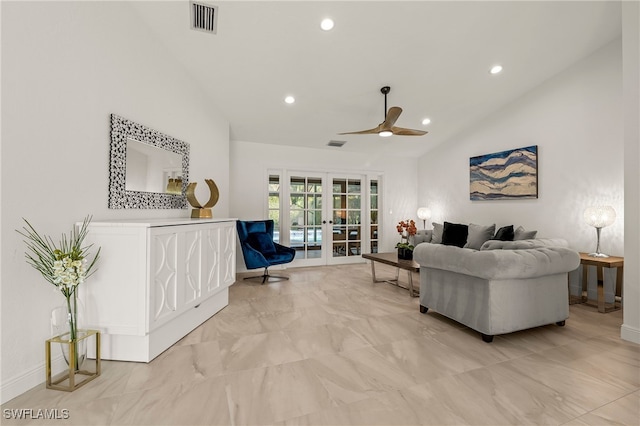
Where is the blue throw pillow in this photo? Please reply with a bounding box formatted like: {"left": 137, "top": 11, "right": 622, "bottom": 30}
{"left": 248, "top": 232, "right": 277, "bottom": 254}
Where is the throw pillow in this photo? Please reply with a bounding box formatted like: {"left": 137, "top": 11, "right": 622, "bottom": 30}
{"left": 514, "top": 225, "right": 537, "bottom": 240}
{"left": 431, "top": 222, "right": 444, "bottom": 244}
{"left": 248, "top": 232, "right": 277, "bottom": 254}
{"left": 442, "top": 221, "right": 469, "bottom": 248}
{"left": 464, "top": 223, "right": 496, "bottom": 250}
{"left": 493, "top": 225, "right": 515, "bottom": 241}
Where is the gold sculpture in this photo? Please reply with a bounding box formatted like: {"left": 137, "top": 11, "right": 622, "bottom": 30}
{"left": 186, "top": 179, "right": 219, "bottom": 218}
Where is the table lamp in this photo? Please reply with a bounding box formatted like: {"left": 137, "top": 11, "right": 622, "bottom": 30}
{"left": 417, "top": 207, "right": 431, "bottom": 230}
{"left": 583, "top": 205, "right": 616, "bottom": 257}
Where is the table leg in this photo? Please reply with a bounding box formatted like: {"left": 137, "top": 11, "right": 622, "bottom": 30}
{"left": 370, "top": 260, "right": 377, "bottom": 283}
{"left": 597, "top": 265, "right": 605, "bottom": 313}
{"left": 582, "top": 264, "right": 588, "bottom": 303}
{"left": 616, "top": 266, "right": 623, "bottom": 299}
{"left": 407, "top": 270, "right": 418, "bottom": 297}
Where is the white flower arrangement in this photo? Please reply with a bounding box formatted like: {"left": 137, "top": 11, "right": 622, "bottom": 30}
{"left": 17, "top": 216, "right": 100, "bottom": 361}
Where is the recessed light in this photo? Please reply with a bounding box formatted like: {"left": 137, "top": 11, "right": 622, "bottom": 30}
{"left": 320, "top": 18, "right": 334, "bottom": 31}
{"left": 422, "top": 118, "right": 431, "bottom": 126}
{"left": 490, "top": 65, "right": 503, "bottom": 74}
{"left": 284, "top": 96, "right": 295, "bottom": 104}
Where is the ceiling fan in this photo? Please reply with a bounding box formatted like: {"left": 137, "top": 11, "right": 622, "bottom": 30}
{"left": 339, "top": 86, "right": 428, "bottom": 137}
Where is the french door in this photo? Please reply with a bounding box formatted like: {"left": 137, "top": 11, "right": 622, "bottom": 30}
{"left": 268, "top": 170, "right": 380, "bottom": 267}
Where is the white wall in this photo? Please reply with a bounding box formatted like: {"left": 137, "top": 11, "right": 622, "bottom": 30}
{"left": 229, "top": 140, "right": 418, "bottom": 270}
{"left": 418, "top": 40, "right": 623, "bottom": 253}
{"left": 417, "top": 39, "right": 640, "bottom": 342}
{"left": 622, "top": 1, "right": 640, "bottom": 344}
{"left": 1, "top": 2, "right": 230, "bottom": 403}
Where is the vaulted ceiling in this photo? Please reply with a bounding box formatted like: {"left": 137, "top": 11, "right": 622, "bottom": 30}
{"left": 131, "top": 1, "right": 622, "bottom": 157}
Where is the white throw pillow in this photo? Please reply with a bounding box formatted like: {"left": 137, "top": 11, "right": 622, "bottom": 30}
{"left": 514, "top": 225, "right": 537, "bottom": 240}
{"left": 431, "top": 222, "right": 443, "bottom": 244}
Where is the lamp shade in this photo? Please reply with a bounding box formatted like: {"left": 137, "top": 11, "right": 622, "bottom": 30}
{"left": 583, "top": 206, "right": 616, "bottom": 228}
{"left": 417, "top": 207, "right": 432, "bottom": 221}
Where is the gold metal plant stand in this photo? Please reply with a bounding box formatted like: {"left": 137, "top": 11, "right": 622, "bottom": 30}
{"left": 45, "top": 329, "right": 101, "bottom": 392}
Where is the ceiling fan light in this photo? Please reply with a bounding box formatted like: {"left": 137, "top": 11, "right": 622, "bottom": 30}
{"left": 379, "top": 130, "right": 393, "bottom": 137}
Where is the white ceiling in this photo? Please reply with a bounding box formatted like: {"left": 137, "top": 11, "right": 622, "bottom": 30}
{"left": 131, "top": 1, "right": 622, "bottom": 157}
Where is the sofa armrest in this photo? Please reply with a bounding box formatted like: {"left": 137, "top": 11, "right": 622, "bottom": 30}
{"left": 414, "top": 243, "right": 579, "bottom": 280}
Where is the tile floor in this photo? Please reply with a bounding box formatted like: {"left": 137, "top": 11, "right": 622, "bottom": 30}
{"left": 2, "top": 263, "right": 639, "bottom": 425}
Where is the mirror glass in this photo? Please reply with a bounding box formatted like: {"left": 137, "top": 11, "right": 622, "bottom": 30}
{"left": 109, "top": 114, "right": 189, "bottom": 209}
{"left": 125, "top": 138, "right": 183, "bottom": 193}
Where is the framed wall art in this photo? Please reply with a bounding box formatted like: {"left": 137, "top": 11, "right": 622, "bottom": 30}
{"left": 470, "top": 145, "right": 538, "bottom": 200}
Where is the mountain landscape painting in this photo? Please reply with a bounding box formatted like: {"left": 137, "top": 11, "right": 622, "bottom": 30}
{"left": 470, "top": 145, "right": 538, "bottom": 200}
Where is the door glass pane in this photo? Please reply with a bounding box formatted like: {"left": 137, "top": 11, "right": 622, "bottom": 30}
{"left": 332, "top": 177, "right": 361, "bottom": 258}
{"left": 289, "top": 175, "right": 324, "bottom": 260}
{"left": 370, "top": 179, "right": 379, "bottom": 253}
{"left": 308, "top": 178, "right": 322, "bottom": 193}
{"left": 268, "top": 175, "right": 281, "bottom": 243}
{"left": 290, "top": 210, "right": 303, "bottom": 227}
{"left": 290, "top": 177, "right": 305, "bottom": 192}
{"left": 347, "top": 195, "right": 360, "bottom": 209}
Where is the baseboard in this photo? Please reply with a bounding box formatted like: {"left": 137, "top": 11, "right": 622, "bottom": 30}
{"left": 1, "top": 354, "right": 66, "bottom": 405}
{"left": 621, "top": 324, "right": 640, "bottom": 344}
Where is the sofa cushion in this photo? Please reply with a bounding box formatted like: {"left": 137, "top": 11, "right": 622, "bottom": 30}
{"left": 464, "top": 223, "right": 496, "bottom": 250}
{"left": 431, "top": 222, "right": 444, "bottom": 244}
{"left": 411, "top": 229, "right": 432, "bottom": 245}
{"left": 514, "top": 225, "right": 537, "bottom": 240}
{"left": 248, "top": 232, "right": 277, "bottom": 254}
{"left": 493, "top": 225, "right": 514, "bottom": 241}
{"left": 442, "top": 222, "right": 468, "bottom": 248}
{"left": 480, "top": 238, "right": 569, "bottom": 251}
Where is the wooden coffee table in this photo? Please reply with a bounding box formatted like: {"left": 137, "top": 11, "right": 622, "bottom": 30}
{"left": 362, "top": 252, "right": 420, "bottom": 297}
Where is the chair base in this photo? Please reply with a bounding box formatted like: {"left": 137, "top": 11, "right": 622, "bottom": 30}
{"left": 243, "top": 268, "right": 289, "bottom": 284}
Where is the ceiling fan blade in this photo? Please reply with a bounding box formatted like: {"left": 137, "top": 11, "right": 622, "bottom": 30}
{"left": 382, "top": 107, "right": 403, "bottom": 129}
{"left": 391, "top": 126, "right": 428, "bottom": 136}
{"left": 338, "top": 124, "right": 384, "bottom": 135}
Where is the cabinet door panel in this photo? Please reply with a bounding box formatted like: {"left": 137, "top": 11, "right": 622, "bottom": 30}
{"left": 184, "top": 230, "right": 203, "bottom": 306}
{"left": 203, "top": 227, "right": 221, "bottom": 295}
{"left": 221, "top": 223, "right": 236, "bottom": 287}
{"left": 150, "top": 231, "right": 179, "bottom": 328}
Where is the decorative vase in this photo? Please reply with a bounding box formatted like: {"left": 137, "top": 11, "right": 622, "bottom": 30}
{"left": 397, "top": 247, "right": 413, "bottom": 260}
{"left": 51, "top": 293, "right": 86, "bottom": 371}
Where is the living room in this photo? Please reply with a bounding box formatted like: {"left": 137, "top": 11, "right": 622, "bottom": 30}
{"left": 1, "top": 0, "right": 638, "bottom": 420}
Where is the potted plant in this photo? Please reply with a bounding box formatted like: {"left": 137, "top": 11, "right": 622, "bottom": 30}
{"left": 396, "top": 219, "right": 417, "bottom": 260}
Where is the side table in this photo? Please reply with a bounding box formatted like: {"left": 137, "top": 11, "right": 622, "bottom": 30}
{"left": 576, "top": 252, "right": 623, "bottom": 313}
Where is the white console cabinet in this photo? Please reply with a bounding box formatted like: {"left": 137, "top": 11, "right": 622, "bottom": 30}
{"left": 81, "top": 218, "right": 236, "bottom": 362}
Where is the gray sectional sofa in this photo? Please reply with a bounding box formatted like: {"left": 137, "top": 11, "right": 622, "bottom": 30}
{"left": 412, "top": 226, "right": 580, "bottom": 342}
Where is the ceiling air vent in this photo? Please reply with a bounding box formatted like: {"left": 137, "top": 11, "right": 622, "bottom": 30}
{"left": 327, "top": 140, "right": 346, "bottom": 148}
{"left": 190, "top": 1, "right": 218, "bottom": 34}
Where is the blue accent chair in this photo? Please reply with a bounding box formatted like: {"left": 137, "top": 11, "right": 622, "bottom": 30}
{"left": 236, "top": 220, "right": 296, "bottom": 283}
